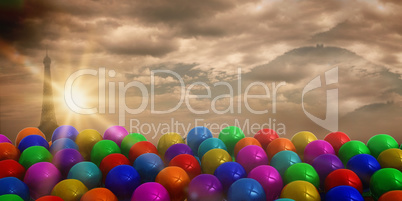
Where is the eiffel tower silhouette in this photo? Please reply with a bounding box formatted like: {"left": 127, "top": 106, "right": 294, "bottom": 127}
{"left": 38, "top": 48, "right": 58, "bottom": 140}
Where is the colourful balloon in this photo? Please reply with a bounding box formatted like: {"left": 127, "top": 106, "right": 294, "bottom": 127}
{"left": 197, "top": 138, "right": 227, "bottom": 159}
{"left": 234, "top": 137, "right": 262, "bottom": 158}
{"left": 128, "top": 141, "right": 158, "bottom": 163}
{"left": 338, "top": 140, "right": 370, "bottom": 166}
{"left": 324, "top": 169, "right": 363, "bottom": 193}
{"left": 0, "top": 194, "right": 24, "bottom": 201}
{"left": 18, "top": 135, "right": 49, "bottom": 152}
{"left": 0, "top": 134, "right": 12, "bottom": 144}
{"left": 377, "top": 148, "right": 402, "bottom": 171}
{"left": 367, "top": 134, "right": 398, "bottom": 158}
{"left": 23, "top": 162, "right": 61, "bottom": 199}
{"left": 291, "top": 131, "right": 317, "bottom": 161}
{"left": 52, "top": 148, "right": 84, "bottom": 176}
{"left": 157, "top": 132, "right": 184, "bottom": 160}
{"left": 156, "top": 166, "right": 190, "bottom": 201}
{"left": 99, "top": 153, "right": 130, "bottom": 183}
{"left": 134, "top": 153, "right": 164, "bottom": 183}
{"left": 266, "top": 138, "right": 296, "bottom": 161}
{"left": 201, "top": 149, "right": 232, "bottom": 174}
{"left": 370, "top": 168, "right": 402, "bottom": 200}
{"left": 0, "top": 142, "right": 20, "bottom": 161}
{"left": 248, "top": 165, "right": 283, "bottom": 201}
{"left": 0, "top": 177, "right": 29, "bottom": 201}
{"left": 280, "top": 180, "right": 320, "bottom": 201}
{"left": 187, "top": 126, "right": 213, "bottom": 156}
{"left": 169, "top": 154, "right": 201, "bottom": 179}
{"left": 121, "top": 133, "right": 147, "bottom": 157}
{"left": 67, "top": 161, "right": 102, "bottom": 189}
{"left": 51, "top": 179, "right": 88, "bottom": 201}
{"left": 284, "top": 163, "right": 320, "bottom": 189}
{"left": 325, "top": 186, "right": 363, "bottom": 201}
{"left": 131, "top": 182, "right": 170, "bottom": 201}
{"left": 218, "top": 126, "right": 245, "bottom": 157}
{"left": 311, "top": 154, "right": 343, "bottom": 187}
{"left": 236, "top": 145, "right": 268, "bottom": 173}
{"left": 19, "top": 146, "right": 52, "bottom": 169}
{"left": 36, "top": 196, "right": 64, "bottom": 201}
{"left": 346, "top": 154, "right": 381, "bottom": 189}
{"left": 0, "top": 159, "right": 25, "bottom": 180}
{"left": 15, "top": 127, "right": 46, "bottom": 147}
{"left": 90, "top": 140, "right": 121, "bottom": 166}
{"left": 81, "top": 188, "right": 118, "bottom": 201}
{"left": 323, "top": 131, "right": 350, "bottom": 155}
{"left": 303, "top": 140, "right": 335, "bottom": 164}
{"left": 52, "top": 125, "right": 79, "bottom": 142}
{"left": 164, "top": 143, "right": 193, "bottom": 164}
{"left": 227, "top": 178, "right": 266, "bottom": 201}
{"left": 270, "top": 150, "right": 301, "bottom": 177}
{"left": 75, "top": 129, "right": 103, "bottom": 160}
{"left": 105, "top": 165, "right": 140, "bottom": 200}
{"left": 214, "top": 162, "right": 246, "bottom": 193}
{"left": 49, "top": 138, "right": 78, "bottom": 155}
{"left": 103, "top": 126, "right": 129, "bottom": 147}
{"left": 254, "top": 128, "right": 279, "bottom": 150}
{"left": 379, "top": 190, "right": 402, "bottom": 201}
{"left": 188, "top": 174, "right": 223, "bottom": 201}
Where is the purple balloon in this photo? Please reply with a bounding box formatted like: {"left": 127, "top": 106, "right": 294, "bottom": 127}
{"left": 131, "top": 182, "right": 170, "bottom": 201}
{"left": 52, "top": 125, "right": 79, "bottom": 142}
{"left": 236, "top": 145, "right": 269, "bottom": 173}
{"left": 304, "top": 140, "right": 335, "bottom": 164}
{"left": 164, "top": 143, "right": 193, "bottom": 164}
{"left": 248, "top": 165, "right": 283, "bottom": 201}
{"left": 188, "top": 174, "right": 224, "bottom": 201}
{"left": 312, "top": 154, "right": 344, "bottom": 187}
{"left": 52, "top": 148, "right": 84, "bottom": 177}
{"left": 23, "top": 162, "right": 62, "bottom": 199}
{"left": 0, "top": 134, "right": 12, "bottom": 144}
{"left": 103, "top": 126, "right": 129, "bottom": 147}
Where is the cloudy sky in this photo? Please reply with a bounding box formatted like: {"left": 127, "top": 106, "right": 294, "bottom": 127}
{"left": 0, "top": 0, "right": 401, "bottom": 144}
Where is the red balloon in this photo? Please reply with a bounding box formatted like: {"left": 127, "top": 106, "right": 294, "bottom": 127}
{"left": 169, "top": 154, "right": 201, "bottom": 179}
{"left": 324, "top": 169, "right": 363, "bottom": 193}
{"left": 324, "top": 132, "right": 350, "bottom": 155}
{"left": 99, "top": 153, "right": 130, "bottom": 183}
{"left": 0, "top": 159, "right": 25, "bottom": 180}
{"left": 36, "top": 195, "right": 64, "bottom": 201}
{"left": 379, "top": 190, "right": 402, "bottom": 201}
{"left": 254, "top": 129, "right": 279, "bottom": 150}
{"left": 128, "top": 141, "right": 159, "bottom": 163}
{"left": 0, "top": 142, "right": 20, "bottom": 161}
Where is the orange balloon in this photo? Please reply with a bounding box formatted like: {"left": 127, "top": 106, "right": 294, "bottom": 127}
{"left": 156, "top": 166, "right": 190, "bottom": 201}
{"left": 81, "top": 188, "right": 118, "bottom": 201}
{"left": 266, "top": 138, "right": 296, "bottom": 160}
{"left": 48, "top": 141, "right": 52, "bottom": 147}
{"left": 15, "top": 127, "right": 46, "bottom": 147}
{"left": 0, "top": 142, "right": 20, "bottom": 161}
{"left": 234, "top": 137, "right": 262, "bottom": 157}
{"left": 379, "top": 190, "right": 402, "bottom": 201}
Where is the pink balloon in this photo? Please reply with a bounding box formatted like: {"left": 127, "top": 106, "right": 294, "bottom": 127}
{"left": 248, "top": 165, "right": 283, "bottom": 201}
{"left": 236, "top": 145, "right": 269, "bottom": 173}
{"left": 304, "top": 140, "right": 335, "bottom": 164}
{"left": 131, "top": 182, "right": 170, "bottom": 201}
{"left": 103, "top": 126, "right": 129, "bottom": 147}
{"left": 23, "top": 162, "right": 62, "bottom": 199}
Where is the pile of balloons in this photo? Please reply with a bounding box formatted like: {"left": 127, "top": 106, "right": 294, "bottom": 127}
{"left": 0, "top": 125, "right": 401, "bottom": 201}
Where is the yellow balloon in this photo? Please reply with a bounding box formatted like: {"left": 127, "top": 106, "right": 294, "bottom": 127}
{"left": 75, "top": 129, "right": 103, "bottom": 160}
{"left": 377, "top": 148, "right": 402, "bottom": 171}
{"left": 201, "top": 149, "right": 232, "bottom": 174}
{"left": 291, "top": 131, "right": 317, "bottom": 161}
{"left": 51, "top": 179, "right": 88, "bottom": 201}
{"left": 157, "top": 132, "right": 184, "bottom": 160}
{"left": 280, "top": 180, "right": 320, "bottom": 201}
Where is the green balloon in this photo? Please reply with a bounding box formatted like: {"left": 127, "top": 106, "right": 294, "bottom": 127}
{"left": 0, "top": 194, "right": 24, "bottom": 201}
{"left": 284, "top": 163, "right": 320, "bottom": 189}
{"left": 367, "top": 134, "right": 398, "bottom": 159}
{"left": 218, "top": 126, "right": 245, "bottom": 157}
{"left": 19, "top": 146, "right": 52, "bottom": 169}
{"left": 338, "top": 140, "right": 371, "bottom": 166}
{"left": 120, "top": 133, "right": 147, "bottom": 157}
{"left": 370, "top": 168, "right": 402, "bottom": 200}
{"left": 90, "top": 140, "right": 121, "bottom": 166}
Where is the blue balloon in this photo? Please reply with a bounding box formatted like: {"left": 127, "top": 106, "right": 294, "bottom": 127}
{"left": 346, "top": 154, "right": 381, "bottom": 189}
{"left": 214, "top": 162, "right": 246, "bottom": 193}
{"left": 270, "top": 151, "right": 301, "bottom": 177}
{"left": 325, "top": 185, "right": 364, "bottom": 201}
{"left": 50, "top": 138, "right": 79, "bottom": 154}
{"left": 133, "top": 153, "right": 164, "bottom": 183}
{"left": 0, "top": 177, "right": 30, "bottom": 201}
{"left": 187, "top": 126, "right": 213, "bottom": 156}
{"left": 227, "top": 178, "right": 266, "bottom": 201}
{"left": 105, "top": 165, "right": 141, "bottom": 200}
{"left": 67, "top": 161, "right": 102, "bottom": 189}
{"left": 52, "top": 125, "right": 79, "bottom": 142}
{"left": 198, "top": 138, "right": 227, "bottom": 159}
{"left": 18, "top": 135, "right": 49, "bottom": 152}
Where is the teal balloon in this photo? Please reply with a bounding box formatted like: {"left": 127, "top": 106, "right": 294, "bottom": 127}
{"left": 67, "top": 161, "right": 102, "bottom": 189}
{"left": 218, "top": 126, "right": 245, "bottom": 157}
{"left": 270, "top": 151, "right": 302, "bottom": 177}
{"left": 198, "top": 138, "right": 227, "bottom": 159}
